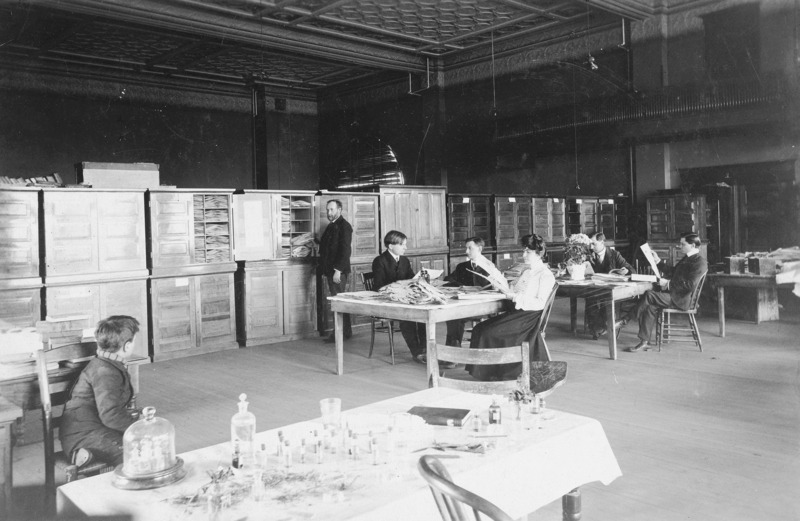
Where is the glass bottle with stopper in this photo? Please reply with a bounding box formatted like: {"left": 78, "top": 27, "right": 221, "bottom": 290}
{"left": 231, "top": 393, "right": 256, "bottom": 472}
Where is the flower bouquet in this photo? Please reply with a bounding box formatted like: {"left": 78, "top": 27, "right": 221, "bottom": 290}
{"left": 562, "top": 233, "right": 592, "bottom": 280}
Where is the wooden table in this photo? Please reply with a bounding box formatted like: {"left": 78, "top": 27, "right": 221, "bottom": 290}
{"left": 329, "top": 292, "right": 506, "bottom": 380}
{"left": 707, "top": 273, "right": 782, "bottom": 337}
{"left": 56, "top": 387, "right": 622, "bottom": 521}
{"left": 556, "top": 280, "right": 654, "bottom": 360}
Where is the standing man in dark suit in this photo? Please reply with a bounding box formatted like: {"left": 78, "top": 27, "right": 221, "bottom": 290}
{"left": 586, "top": 232, "right": 635, "bottom": 338}
{"left": 619, "top": 233, "right": 708, "bottom": 352}
{"left": 371, "top": 230, "right": 429, "bottom": 364}
{"left": 320, "top": 199, "right": 353, "bottom": 343}
{"left": 443, "top": 237, "right": 504, "bottom": 347}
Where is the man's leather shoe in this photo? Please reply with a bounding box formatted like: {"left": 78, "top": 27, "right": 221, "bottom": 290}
{"left": 592, "top": 328, "right": 607, "bottom": 340}
{"left": 439, "top": 361, "right": 457, "bottom": 370}
{"left": 72, "top": 448, "right": 94, "bottom": 468}
{"left": 413, "top": 353, "right": 427, "bottom": 365}
{"left": 626, "top": 340, "right": 648, "bottom": 353}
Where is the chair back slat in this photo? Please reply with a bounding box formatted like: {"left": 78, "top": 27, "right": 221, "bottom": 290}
{"left": 361, "top": 272, "right": 376, "bottom": 291}
{"left": 418, "top": 455, "right": 516, "bottom": 521}
{"left": 434, "top": 342, "right": 530, "bottom": 394}
{"left": 688, "top": 272, "right": 708, "bottom": 310}
{"left": 437, "top": 378, "right": 519, "bottom": 394}
{"left": 535, "top": 283, "right": 559, "bottom": 338}
{"left": 437, "top": 344, "right": 525, "bottom": 365}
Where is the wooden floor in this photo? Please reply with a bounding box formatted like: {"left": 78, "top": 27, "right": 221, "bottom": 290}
{"left": 11, "top": 296, "right": 800, "bottom": 520}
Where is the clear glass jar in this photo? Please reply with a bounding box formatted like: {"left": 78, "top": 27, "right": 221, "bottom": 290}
{"left": 122, "top": 406, "right": 177, "bottom": 476}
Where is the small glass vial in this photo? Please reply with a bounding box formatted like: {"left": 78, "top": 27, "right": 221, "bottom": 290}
{"left": 489, "top": 396, "right": 502, "bottom": 425}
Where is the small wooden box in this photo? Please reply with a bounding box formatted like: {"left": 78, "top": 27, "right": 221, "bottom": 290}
{"left": 77, "top": 162, "right": 159, "bottom": 189}
{"left": 728, "top": 256, "right": 747, "bottom": 274}
{"left": 747, "top": 257, "right": 778, "bottom": 276}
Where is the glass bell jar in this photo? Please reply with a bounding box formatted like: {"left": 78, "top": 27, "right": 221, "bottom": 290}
{"left": 112, "top": 406, "right": 186, "bottom": 490}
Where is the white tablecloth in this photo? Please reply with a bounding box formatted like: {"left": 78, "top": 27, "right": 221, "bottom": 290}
{"left": 57, "top": 388, "right": 621, "bottom": 520}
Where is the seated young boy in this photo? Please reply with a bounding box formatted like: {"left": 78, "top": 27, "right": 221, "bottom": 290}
{"left": 59, "top": 315, "right": 140, "bottom": 468}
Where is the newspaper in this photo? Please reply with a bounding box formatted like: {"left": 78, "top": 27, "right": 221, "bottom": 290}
{"left": 639, "top": 243, "right": 661, "bottom": 278}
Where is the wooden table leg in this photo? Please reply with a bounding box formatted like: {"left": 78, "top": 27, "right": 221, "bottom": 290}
{"left": 562, "top": 487, "right": 582, "bottom": 521}
{"left": 426, "top": 319, "right": 438, "bottom": 388}
{"left": 605, "top": 300, "right": 618, "bottom": 360}
{"left": 717, "top": 286, "right": 725, "bottom": 337}
{"left": 0, "top": 397, "right": 23, "bottom": 520}
{"left": 570, "top": 297, "right": 578, "bottom": 335}
{"left": 334, "top": 311, "right": 344, "bottom": 375}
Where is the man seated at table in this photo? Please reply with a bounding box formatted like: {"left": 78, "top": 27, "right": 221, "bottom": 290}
{"left": 372, "top": 230, "right": 455, "bottom": 369}
{"left": 442, "top": 237, "right": 505, "bottom": 347}
{"left": 618, "top": 233, "right": 708, "bottom": 352}
{"left": 586, "top": 232, "right": 634, "bottom": 339}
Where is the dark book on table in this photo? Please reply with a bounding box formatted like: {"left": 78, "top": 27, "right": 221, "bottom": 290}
{"left": 407, "top": 406, "right": 473, "bottom": 427}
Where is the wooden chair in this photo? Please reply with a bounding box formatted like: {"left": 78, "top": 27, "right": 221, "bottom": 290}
{"left": 655, "top": 272, "right": 708, "bottom": 352}
{"left": 433, "top": 342, "right": 530, "bottom": 395}
{"left": 360, "top": 271, "right": 396, "bottom": 364}
{"left": 36, "top": 342, "right": 116, "bottom": 507}
{"left": 528, "top": 283, "right": 559, "bottom": 361}
{"left": 418, "top": 455, "right": 516, "bottom": 521}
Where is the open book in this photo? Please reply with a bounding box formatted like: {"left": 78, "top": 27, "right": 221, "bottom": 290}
{"left": 407, "top": 406, "right": 473, "bottom": 427}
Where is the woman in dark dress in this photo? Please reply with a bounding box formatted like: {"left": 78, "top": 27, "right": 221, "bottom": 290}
{"left": 469, "top": 234, "right": 556, "bottom": 381}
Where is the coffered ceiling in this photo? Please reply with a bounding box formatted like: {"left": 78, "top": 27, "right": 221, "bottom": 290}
{"left": 0, "top": 0, "right": 698, "bottom": 93}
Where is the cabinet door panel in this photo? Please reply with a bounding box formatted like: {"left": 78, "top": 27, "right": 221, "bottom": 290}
{"left": 414, "top": 191, "right": 446, "bottom": 250}
{"left": 283, "top": 266, "right": 316, "bottom": 335}
{"left": 0, "top": 288, "right": 41, "bottom": 328}
{"left": 150, "top": 193, "right": 194, "bottom": 267}
{"left": 44, "top": 192, "right": 98, "bottom": 276}
{"left": 43, "top": 281, "right": 147, "bottom": 356}
{"left": 0, "top": 191, "right": 40, "bottom": 280}
{"left": 151, "top": 277, "right": 197, "bottom": 355}
{"left": 348, "top": 264, "right": 372, "bottom": 326}
{"left": 198, "top": 273, "right": 236, "bottom": 343}
{"left": 232, "top": 193, "right": 275, "bottom": 261}
{"left": 471, "top": 197, "right": 492, "bottom": 242}
{"left": 351, "top": 196, "right": 380, "bottom": 258}
{"left": 98, "top": 192, "right": 146, "bottom": 273}
{"left": 98, "top": 280, "right": 149, "bottom": 359}
{"left": 381, "top": 191, "right": 417, "bottom": 248}
{"left": 245, "top": 269, "right": 283, "bottom": 338}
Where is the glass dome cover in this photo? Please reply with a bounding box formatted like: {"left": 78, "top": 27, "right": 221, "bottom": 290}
{"left": 122, "top": 406, "right": 177, "bottom": 476}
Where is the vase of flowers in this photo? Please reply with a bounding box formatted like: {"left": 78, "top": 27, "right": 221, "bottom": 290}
{"left": 563, "top": 233, "right": 592, "bottom": 280}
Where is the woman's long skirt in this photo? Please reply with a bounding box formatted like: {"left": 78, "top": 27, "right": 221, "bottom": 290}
{"left": 468, "top": 309, "right": 543, "bottom": 381}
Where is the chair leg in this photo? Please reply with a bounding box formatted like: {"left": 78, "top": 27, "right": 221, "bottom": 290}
{"left": 690, "top": 314, "right": 703, "bottom": 351}
{"left": 65, "top": 464, "right": 78, "bottom": 483}
{"left": 388, "top": 321, "right": 395, "bottom": 365}
{"left": 369, "top": 320, "right": 376, "bottom": 358}
{"left": 657, "top": 311, "right": 664, "bottom": 352}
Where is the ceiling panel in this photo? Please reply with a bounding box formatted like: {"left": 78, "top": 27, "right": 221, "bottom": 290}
{"left": 0, "top": 0, "right": 703, "bottom": 92}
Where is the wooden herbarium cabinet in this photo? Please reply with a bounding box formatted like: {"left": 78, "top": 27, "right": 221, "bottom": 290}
{"left": 147, "top": 189, "right": 238, "bottom": 361}
{"left": 646, "top": 194, "right": 708, "bottom": 266}
{"left": 373, "top": 185, "right": 448, "bottom": 277}
{"left": 231, "top": 190, "right": 319, "bottom": 346}
{"left": 446, "top": 194, "right": 492, "bottom": 271}
{"left": 0, "top": 187, "right": 42, "bottom": 330}
{"left": 40, "top": 188, "right": 150, "bottom": 360}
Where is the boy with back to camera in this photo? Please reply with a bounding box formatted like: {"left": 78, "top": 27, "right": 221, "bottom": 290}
{"left": 59, "top": 315, "right": 141, "bottom": 468}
